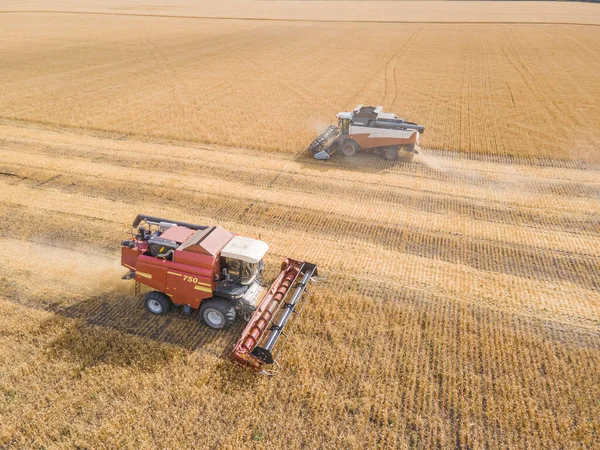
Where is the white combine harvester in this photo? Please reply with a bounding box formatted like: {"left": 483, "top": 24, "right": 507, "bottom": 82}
{"left": 308, "top": 105, "right": 425, "bottom": 161}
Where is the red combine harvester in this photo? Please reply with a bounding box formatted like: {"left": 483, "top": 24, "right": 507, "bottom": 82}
{"left": 120, "top": 214, "right": 318, "bottom": 374}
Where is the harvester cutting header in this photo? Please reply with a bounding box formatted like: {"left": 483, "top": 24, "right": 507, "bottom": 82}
{"left": 309, "top": 105, "right": 424, "bottom": 161}
{"left": 120, "top": 214, "right": 318, "bottom": 374}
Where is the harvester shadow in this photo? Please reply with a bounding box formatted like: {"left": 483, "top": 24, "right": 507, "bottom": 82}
{"left": 39, "top": 289, "right": 246, "bottom": 367}
{"left": 294, "top": 151, "right": 412, "bottom": 174}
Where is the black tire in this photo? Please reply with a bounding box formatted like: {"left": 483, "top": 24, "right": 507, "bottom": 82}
{"left": 145, "top": 291, "right": 172, "bottom": 315}
{"left": 199, "top": 298, "right": 236, "bottom": 329}
{"left": 341, "top": 140, "right": 359, "bottom": 157}
{"left": 383, "top": 147, "right": 399, "bottom": 161}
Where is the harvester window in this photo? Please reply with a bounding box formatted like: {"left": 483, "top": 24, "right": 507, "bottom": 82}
{"left": 223, "top": 258, "right": 261, "bottom": 285}
{"left": 339, "top": 118, "right": 350, "bottom": 135}
{"left": 223, "top": 258, "right": 241, "bottom": 281}
{"left": 241, "top": 261, "right": 260, "bottom": 285}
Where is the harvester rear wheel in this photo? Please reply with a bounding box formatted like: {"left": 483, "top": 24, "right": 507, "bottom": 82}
{"left": 200, "top": 298, "right": 236, "bottom": 329}
{"left": 341, "top": 140, "right": 359, "bottom": 157}
{"left": 383, "top": 147, "right": 399, "bottom": 161}
{"left": 145, "top": 291, "right": 172, "bottom": 315}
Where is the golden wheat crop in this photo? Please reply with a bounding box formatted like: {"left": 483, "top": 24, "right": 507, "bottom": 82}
{"left": 0, "top": 7, "right": 599, "bottom": 161}
{"left": 1, "top": 3, "right": 599, "bottom": 449}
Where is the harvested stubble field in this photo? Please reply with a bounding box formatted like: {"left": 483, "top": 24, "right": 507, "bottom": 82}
{"left": 1, "top": 3, "right": 600, "bottom": 449}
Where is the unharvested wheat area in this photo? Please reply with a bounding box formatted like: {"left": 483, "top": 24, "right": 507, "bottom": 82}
{"left": 0, "top": 2, "right": 599, "bottom": 449}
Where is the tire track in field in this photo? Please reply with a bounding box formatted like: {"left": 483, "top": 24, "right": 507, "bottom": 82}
{"left": 383, "top": 28, "right": 423, "bottom": 107}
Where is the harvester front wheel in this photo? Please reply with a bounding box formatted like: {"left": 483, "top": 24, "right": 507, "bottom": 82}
{"left": 383, "top": 147, "right": 399, "bottom": 161}
{"left": 341, "top": 140, "right": 359, "bottom": 157}
{"left": 145, "top": 291, "right": 172, "bottom": 315}
{"left": 200, "top": 298, "right": 236, "bottom": 329}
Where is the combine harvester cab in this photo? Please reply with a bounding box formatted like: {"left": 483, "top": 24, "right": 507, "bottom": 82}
{"left": 120, "top": 214, "right": 318, "bottom": 374}
{"left": 308, "top": 105, "right": 424, "bottom": 161}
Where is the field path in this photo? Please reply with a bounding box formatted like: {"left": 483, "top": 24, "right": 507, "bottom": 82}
{"left": 1, "top": 120, "right": 599, "bottom": 447}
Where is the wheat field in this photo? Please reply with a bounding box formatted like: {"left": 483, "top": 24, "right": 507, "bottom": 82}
{"left": 1, "top": 11, "right": 600, "bottom": 161}
{"left": 1, "top": 2, "right": 599, "bottom": 449}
